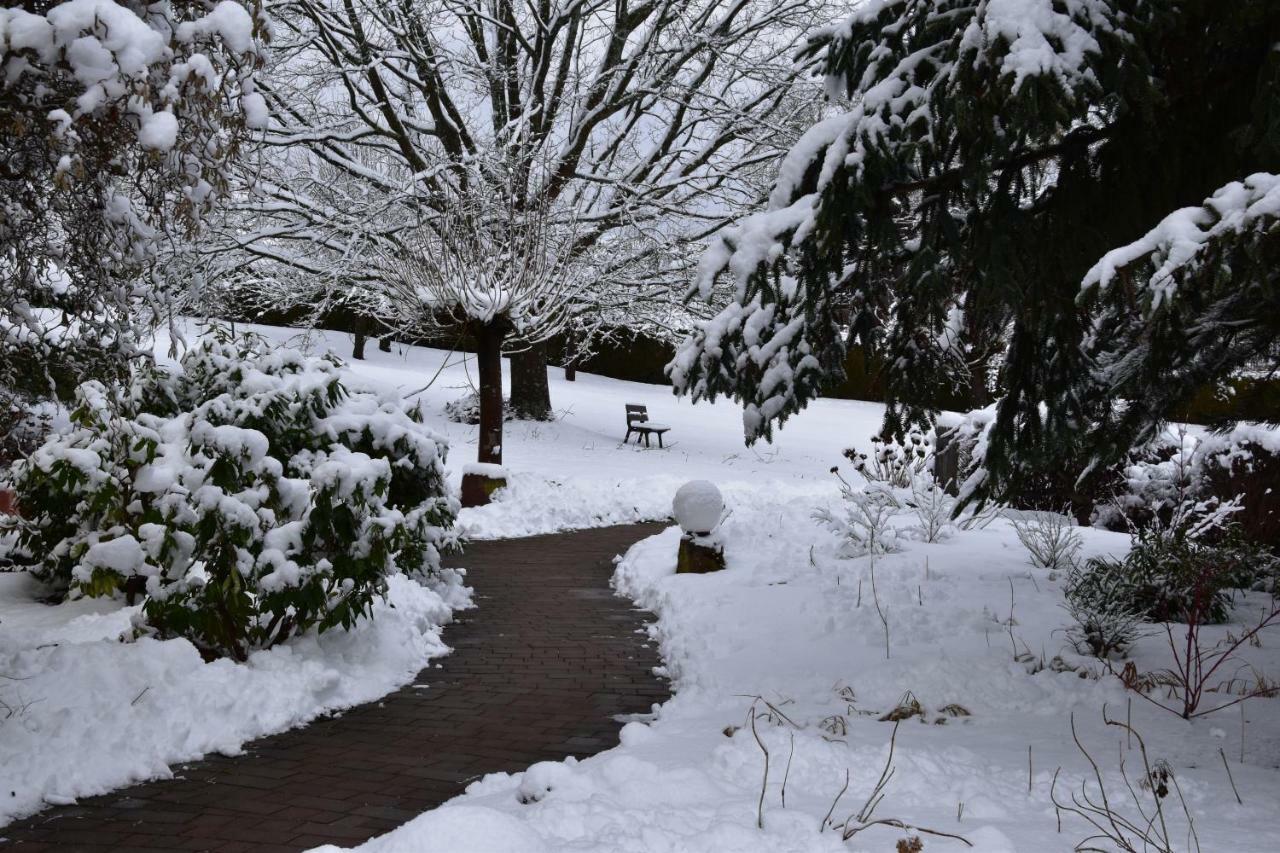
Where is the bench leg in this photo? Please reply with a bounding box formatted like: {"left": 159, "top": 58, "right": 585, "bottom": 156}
{"left": 625, "top": 428, "right": 634, "bottom": 444}
{"left": 657, "top": 433, "right": 664, "bottom": 448}
{"left": 643, "top": 432, "right": 651, "bottom": 447}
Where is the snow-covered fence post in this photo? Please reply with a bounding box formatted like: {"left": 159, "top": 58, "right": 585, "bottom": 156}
{"left": 674, "top": 481, "right": 726, "bottom": 574}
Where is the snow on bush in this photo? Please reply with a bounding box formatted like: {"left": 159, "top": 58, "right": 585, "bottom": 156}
{"left": 841, "top": 431, "right": 932, "bottom": 488}
{"left": 1099, "top": 423, "right": 1279, "bottom": 545}
{"left": 2, "top": 1, "right": 267, "bottom": 403}
{"left": 814, "top": 475, "right": 903, "bottom": 557}
{"left": 1008, "top": 510, "right": 1083, "bottom": 573}
{"left": 1062, "top": 560, "right": 1144, "bottom": 658}
{"left": 444, "top": 390, "right": 514, "bottom": 425}
{"left": 5, "top": 332, "right": 457, "bottom": 660}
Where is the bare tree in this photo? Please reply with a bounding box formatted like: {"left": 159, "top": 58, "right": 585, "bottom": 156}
{"left": 197, "top": 0, "right": 823, "bottom": 422}
{"left": 386, "top": 163, "right": 580, "bottom": 468}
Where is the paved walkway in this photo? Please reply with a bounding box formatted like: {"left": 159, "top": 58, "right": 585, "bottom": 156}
{"left": 2, "top": 523, "right": 670, "bottom": 852}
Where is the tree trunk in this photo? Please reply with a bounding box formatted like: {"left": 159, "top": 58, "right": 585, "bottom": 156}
{"left": 564, "top": 364, "right": 576, "bottom": 381}
{"left": 509, "top": 341, "right": 553, "bottom": 420}
{"left": 475, "top": 321, "right": 508, "bottom": 465}
{"left": 379, "top": 335, "right": 392, "bottom": 353}
{"left": 352, "top": 331, "right": 368, "bottom": 360}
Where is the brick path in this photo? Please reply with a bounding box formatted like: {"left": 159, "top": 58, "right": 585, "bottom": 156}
{"left": 1, "top": 522, "right": 670, "bottom": 853}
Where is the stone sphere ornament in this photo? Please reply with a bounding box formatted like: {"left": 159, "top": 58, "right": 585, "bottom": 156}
{"left": 673, "top": 480, "right": 725, "bottom": 574}
{"left": 672, "top": 480, "right": 724, "bottom": 535}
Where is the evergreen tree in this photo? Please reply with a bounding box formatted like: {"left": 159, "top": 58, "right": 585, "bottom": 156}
{"left": 670, "top": 0, "right": 1280, "bottom": 505}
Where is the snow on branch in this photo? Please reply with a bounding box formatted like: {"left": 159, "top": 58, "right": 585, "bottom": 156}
{"left": 1082, "top": 173, "right": 1280, "bottom": 311}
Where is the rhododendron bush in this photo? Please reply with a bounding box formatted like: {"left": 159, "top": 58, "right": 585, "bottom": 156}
{"left": 3, "top": 333, "right": 456, "bottom": 660}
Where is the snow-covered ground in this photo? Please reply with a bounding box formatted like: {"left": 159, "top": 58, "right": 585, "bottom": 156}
{"left": 4, "top": 322, "right": 1279, "bottom": 850}
{"left": 0, "top": 570, "right": 468, "bottom": 827}
{"left": 318, "top": 499, "right": 1280, "bottom": 852}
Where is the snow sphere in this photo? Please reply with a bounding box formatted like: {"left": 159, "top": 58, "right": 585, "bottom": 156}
{"left": 673, "top": 480, "right": 724, "bottom": 534}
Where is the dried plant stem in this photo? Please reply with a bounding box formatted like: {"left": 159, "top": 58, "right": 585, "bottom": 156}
{"left": 782, "top": 731, "right": 795, "bottom": 809}
{"left": 1219, "top": 748, "right": 1243, "bottom": 805}
{"left": 749, "top": 707, "right": 768, "bottom": 830}
{"left": 822, "top": 770, "right": 850, "bottom": 831}
{"left": 870, "top": 556, "right": 889, "bottom": 660}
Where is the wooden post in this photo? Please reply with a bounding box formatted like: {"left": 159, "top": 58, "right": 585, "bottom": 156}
{"left": 676, "top": 535, "right": 725, "bottom": 574}
{"left": 934, "top": 425, "right": 960, "bottom": 496}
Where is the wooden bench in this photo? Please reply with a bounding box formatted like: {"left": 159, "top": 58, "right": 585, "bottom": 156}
{"left": 625, "top": 404, "right": 671, "bottom": 448}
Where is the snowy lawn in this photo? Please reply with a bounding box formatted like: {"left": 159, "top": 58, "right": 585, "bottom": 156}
{"left": 164, "top": 321, "right": 870, "bottom": 537}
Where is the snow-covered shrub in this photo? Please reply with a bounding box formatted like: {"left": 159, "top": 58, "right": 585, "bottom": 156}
{"left": 1098, "top": 424, "right": 1280, "bottom": 549}
{"left": 815, "top": 470, "right": 901, "bottom": 556}
{"left": 1095, "top": 429, "right": 1199, "bottom": 531}
{"left": 2, "top": 0, "right": 266, "bottom": 404}
{"left": 6, "top": 333, "right": 456, "bottom": 660}
{"left": 444, "top": 390, "right": 512, "bottom": 425}
{"left": 1198, "top": 427, "right": 1280, "bottom": 547}
{"left": 1063, "top": 563, "right": 1144, "bottom": 658}
{"left": 0, "top": 389, "right": 55, "bottom": 471}
{"left": 842, "top": 431, "right": 931, "bottom": 488}
{"left": 1009, "top": 511, "right": 1082, "bottom": 572}
{"left": 904, "top": 474, "right": 954, "bottom": 543}
{"left": 1080, "top": 522, "right": 1273, "bottom": 627}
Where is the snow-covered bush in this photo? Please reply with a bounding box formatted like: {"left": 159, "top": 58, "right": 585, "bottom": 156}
{"left": 444, "top": 390, "right": 513, "bottom": 425}
{"left": 1009, "top": 511, "right": 1082, "bottom": 572}
{"left": 1, "top": 1, "right": 266, "bottom": 401}
{"left": 1197, "top": 427, "right": 1280, "bottom": 547}
{"left": 1096, "top": 430, "right": 1199, "bottom": 531}
{"left": 5, "top": 333, "right": 456, "bottom": 660}
{"left": 1097, "top": 424, "right": 1280, "bottom": 550}
{"left": 815, "top": 471, "right": 901, "bottom": 556}
{"left": 842, "top": 431, "right": 931, "bottom": 488}
{"left": 1080, "top": 524, "right": 1272, "bottom": 628}
{"left": 1063, "top": 563, "right": 1144, "bottom": 658}
{"left": 904, "top": 474, "right": 954, "bottom": 543}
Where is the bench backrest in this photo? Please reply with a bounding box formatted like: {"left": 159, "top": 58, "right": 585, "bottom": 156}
{"left": 625, "top": 404, "right": 648, "bottom": 425}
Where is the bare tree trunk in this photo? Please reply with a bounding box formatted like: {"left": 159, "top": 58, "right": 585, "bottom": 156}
{"left": 379, "top": 335, "right": 392, "bottom": 353}
{"left": 509, "top": 341, "right": 552, "bottom": 420}
{"left": 353, "top": 315, "right": 377, "bottom": 360}
{"left": 564, "top": 363, "right": 576, "bottom": 381}
{"left": 475, "top": 321, "right": 508, "bottom": 464}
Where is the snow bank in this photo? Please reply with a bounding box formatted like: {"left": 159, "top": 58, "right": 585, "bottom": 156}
{"left": 0, "top": 572, "right": 470, "bottom": 827}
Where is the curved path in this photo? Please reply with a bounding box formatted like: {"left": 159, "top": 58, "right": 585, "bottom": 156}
{"left": 3, "top": 522, "right": 670, "bottom": 853}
